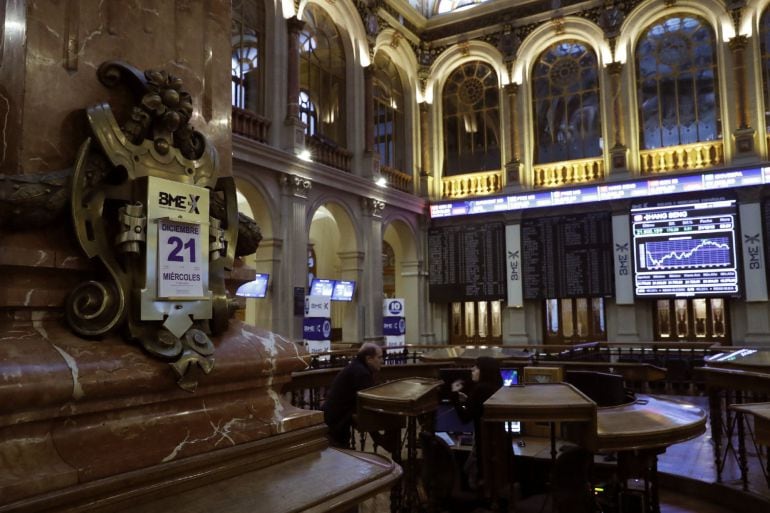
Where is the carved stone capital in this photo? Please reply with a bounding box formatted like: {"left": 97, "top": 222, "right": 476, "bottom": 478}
{"left": 606, "top": 61, "right": 623, "bottom": 76}
{"left": 362, "top": 197, "right": 385, "bottom": 218}
{"left": 505, "top": 82, "right": 519, "bottom": 96}
{"left": 286, "top": 16, "right": 305, "bottom": 35}
{"left": 280, "top": 174, "right": 312, "bottom": 198}
{"left": 728, "top": 35, "right": 749, "bottom": 52}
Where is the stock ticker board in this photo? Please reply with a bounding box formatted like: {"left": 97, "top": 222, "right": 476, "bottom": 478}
{"left": 427, "top": 222, "right": 507, "bottom": 302}
{"left": 521, "top": 212, "right": 615, "bottom": 300}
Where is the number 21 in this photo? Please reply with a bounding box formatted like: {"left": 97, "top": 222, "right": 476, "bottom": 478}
{"left": 168, "top": 236, "right": 196, "bottom": 262}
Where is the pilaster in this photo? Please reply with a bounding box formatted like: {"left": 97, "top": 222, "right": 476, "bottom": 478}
{"left": 361, "top": 197, "right": 385, "bottom": 344}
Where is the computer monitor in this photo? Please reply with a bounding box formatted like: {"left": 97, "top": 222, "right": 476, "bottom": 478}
{"left": 500, "top": 368, "right": 519, "bottom": 387}
{"left": 235, "top": 273, "right": 269, "bottom": 298}
{"left": 309, "top": 278, "right": 334, "bottom": 297}
{"left": 331, "top": 280, "right": 355, "bottom": 301}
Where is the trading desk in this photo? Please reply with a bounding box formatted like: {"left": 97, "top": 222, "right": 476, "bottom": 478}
{"left": 481, "top": 384, "right": 706, "bottom": 513}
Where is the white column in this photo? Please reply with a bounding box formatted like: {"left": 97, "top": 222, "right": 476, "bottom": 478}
{"left": 276, "top": 174, "right": 311, "bottom": 340}
{"left": 361, "top": 198, "right": 385, "bottom": 343}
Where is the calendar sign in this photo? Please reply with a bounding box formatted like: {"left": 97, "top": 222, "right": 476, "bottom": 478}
{"left": 158, "top": 219, "right": 204, "bottom": 298}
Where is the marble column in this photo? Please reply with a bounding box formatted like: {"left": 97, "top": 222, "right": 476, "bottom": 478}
{"left": 607, "top": 61, "right": 628, "bottom": 173}
{"left": 277, "top": 174, "right": 311, "bottom": 340}
{"left": 283, "top": 17, "right": 306, "bottom": 153}
{"left": 728, "top": 35, "right": 756, "bottom": 158}
{"left": 400, "top": 259, "right": 424, "bottom": 344}
{"left": 361, "top": 65, "right": 380, "bottom": 179}
{"left": 361, "top": 197, "right": 385, "bottom": 344}
{"left": 504, "top": 82, "right": 522, "bottom": 187}
{"left": 418, "top": 102, "right": 433, "bottom": 197}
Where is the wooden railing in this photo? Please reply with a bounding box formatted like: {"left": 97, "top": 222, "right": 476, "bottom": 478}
{"left": 441, "top": 170, "right": 503, "bottom": 198}
{"left": 381, "top": 165, "right": 413, "bottom": 193}
{"left": 305, "top": 135, "right": 353, "bottom": 172}
{"left": 533, "top": 157, "right": 604, "bottom": 188}
{"left": 232, "top": 107, "right": 270, "bottom": 143}
{"left": 640, "top": 140, "right": 724, "bottom": 174}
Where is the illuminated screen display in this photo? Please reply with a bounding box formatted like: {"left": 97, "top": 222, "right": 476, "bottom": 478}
{"left": 235, "top": 273, "right": 269, "bottom": 298}
{"left": 309, "top": 278, "right": 334, "bottom": 297}
{"left": 631, "top": 198, "right": 740, "bottom": 298}
{"left": 429, "top": 166, "right": 768, "bottom": 218}
{"left": 331, "top": 280, "right": 356, "bottom": 301}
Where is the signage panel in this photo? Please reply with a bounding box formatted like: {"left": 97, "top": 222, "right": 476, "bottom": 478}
{"left": 383, "top": 316, "right": 406, "bottom": 336}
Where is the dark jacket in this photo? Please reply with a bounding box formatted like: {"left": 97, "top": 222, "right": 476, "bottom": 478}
{"left": 322, "top": 357, "right": 375, "bottom": 447}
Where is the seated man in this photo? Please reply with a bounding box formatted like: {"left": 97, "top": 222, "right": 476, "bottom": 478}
{"left": 322, "top": 342, "right": 385, "bottom": 448}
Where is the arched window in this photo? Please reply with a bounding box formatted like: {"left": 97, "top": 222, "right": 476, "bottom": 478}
{"left": 231, "top": 0, "right": 265, "bottom": 112}
{"left": 759, "top": 8, "right": 770, "bottom": 132}
{"left": 300, "top": 5, "right": 347, "bottom": 146}
{"left": 373, "top": 53, "right": 405, "bottom": 171}
{"left": 636, "top": 15, "right": 720, "bottom": 150}
{"left": 299, "top": 90, "right": 318, "bottom": 136}
{"left": 532, "top": 41, "right": 602, "bottom": 164}
{"left": 442, "top": 61, "right": 501, "bottom": 176}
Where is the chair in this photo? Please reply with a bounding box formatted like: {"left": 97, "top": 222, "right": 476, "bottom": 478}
{"left": 515, "top": 445, "right": 598, "bottom": 513}
{"left": 565, "top": 370, "right": 631, "bottom": 407}
{"left": 418, "top": 431, "right": 480, "bottom": 513}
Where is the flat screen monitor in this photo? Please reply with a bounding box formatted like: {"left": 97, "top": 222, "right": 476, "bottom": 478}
{"left": 309, "top": 278, "right": 334, "bottom": 297}
{"left": 631, "top": 197, "right": 740, "bottom": 298}
{"left": 500, "top": 368, "right": 519, "bottom": 387}
{"left": 235, "top": 273, "right": 269, "bottom": 298}
{"left": 331, "top": 280, "right": 356, "bottom": 301}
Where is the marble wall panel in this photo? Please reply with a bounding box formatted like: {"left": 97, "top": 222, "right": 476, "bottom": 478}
{"left": 0, "top": 0, "right": 26, "bottom": 175}
{"left": 20, "top": 0, "right": 232, "bottom": 175}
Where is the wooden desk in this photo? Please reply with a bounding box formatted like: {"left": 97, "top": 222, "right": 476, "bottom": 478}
{"left": 481, "top": 384, "right": 597, "bottom": 509}
{"left": 729, "top": 402, "right": 770, "bottom": 490}
{"left": 597, "top": 395, "right": 706, "bottom": 452}
{"left": 358, "top": 377, "right": 442, "bottom": 513}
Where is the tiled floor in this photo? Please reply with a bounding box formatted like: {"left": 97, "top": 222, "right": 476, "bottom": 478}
{"left": 359, "top": 394, "right": 770, "bottom": 513}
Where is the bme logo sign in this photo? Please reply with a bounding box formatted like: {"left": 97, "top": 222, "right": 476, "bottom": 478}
{"left": 159, "top": 192, "right": 200, "bottom": 214}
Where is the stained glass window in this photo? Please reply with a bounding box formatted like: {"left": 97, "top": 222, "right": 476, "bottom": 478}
{"left": 532, "top": 41, "right": 601, "bottom": 164}
{"left": 442, "top": 61, "right": 501, "bottom": 176}
{"left": 636, "top": 16, "right": 720, "bottom": 150}
{"left": 373, "top": 53, "right": 405, "bottom": 170}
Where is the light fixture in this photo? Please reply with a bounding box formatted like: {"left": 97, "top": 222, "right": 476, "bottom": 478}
{"left": 376, "top": 176, "right": 387, "bottom": 187}
{"left": 298, "top": 149, "right": 312, "bottom": 162}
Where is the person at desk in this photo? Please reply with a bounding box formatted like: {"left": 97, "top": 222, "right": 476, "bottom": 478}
{"left": 451, "top": 356, "right": 503, "bottom": 489}
{"left": 322, "top": 342, "right": 385, "bottom": 448}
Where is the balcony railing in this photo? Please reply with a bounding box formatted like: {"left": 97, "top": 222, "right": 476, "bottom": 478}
{"left": 441, "top": 170, "right": 503, "bottom": 198}
{"left": 381, "top": 165, "right": 413, "bottom": 193}
{"left": 305, "top": 135, "right": 353, "bottom": 172}
{"left": 533, "top": 157, "right": 604, "bottom": 188}
{"left": 232, "top": 107, "right": 270, "bottom": 143}
{"left": 640, "top": 140, "right": 724, "bottom": 174}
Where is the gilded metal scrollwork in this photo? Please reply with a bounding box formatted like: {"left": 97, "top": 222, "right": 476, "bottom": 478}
{"left": 64, "top": 61, "right": 246, "bottom": 390}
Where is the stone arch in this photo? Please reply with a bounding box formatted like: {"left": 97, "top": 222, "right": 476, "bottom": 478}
{"left": 513, "top": 18, "right": 609, "bottom": 186}
{"left": 307, "top": 197, "right": 361, "bottom": 343}
{"left": 382, "top": 215, "right": 419, "bottom": 343}
{"left": 298, "top": 0, "right": 370, "bottom": 66}
{"left": 233, "top": 176, "right": 276, "bottom": 329}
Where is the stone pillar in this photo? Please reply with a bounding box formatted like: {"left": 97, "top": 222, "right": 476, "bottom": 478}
{"left": 400, "top": 259, "right": 424, "bottom": 344}
{"left": 728, "top": 35, "right": 756, "bottom": 158}
{"left": 277, "top": 174, "right": 311, "bottom": 340}
{"left": 364, "top": 65, "right": 375, "bottom": 154}
{"left": 607, "top": 61, "right": 628, "bottom": 173}
{"left": 361, "top": 197, "right": 385, "bottom": 344}
{"left": 284, "top": 17, "right": 306, "bottom": 153}
{"left": 504, "top": 83, "right": 522, "bottom": 188}
{"left": 361, "top": 65, "right": 380, "bottom": 180}
{"left": 418, "top": 102, "right": 433, "bottom": 197}
{"left": 0, "top": 0, "right": 232, "bottom": 313}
